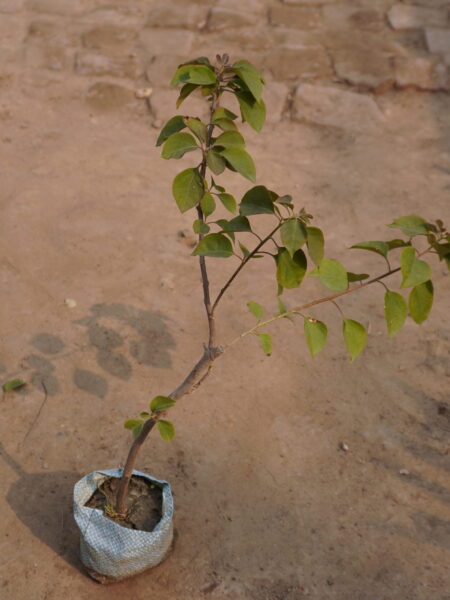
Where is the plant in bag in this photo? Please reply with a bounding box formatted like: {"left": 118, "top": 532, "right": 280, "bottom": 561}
{"left": 73, "top": 54, "right": 450, "bottom": 582}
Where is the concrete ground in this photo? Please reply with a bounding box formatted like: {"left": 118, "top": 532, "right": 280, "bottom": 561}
{"left": 0, "top": 1, "right": 449, "bottom": 599}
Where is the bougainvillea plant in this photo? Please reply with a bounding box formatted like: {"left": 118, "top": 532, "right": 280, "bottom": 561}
{"left": 113, "top": 54, "right": 449, "bottom": 515}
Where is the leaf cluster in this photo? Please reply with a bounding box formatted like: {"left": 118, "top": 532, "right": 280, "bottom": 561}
{"left": 124, "top": 395, "right": 176, "bottom": 441}
{"left": 124, "top": 55, "right": 448, "bottom": 441}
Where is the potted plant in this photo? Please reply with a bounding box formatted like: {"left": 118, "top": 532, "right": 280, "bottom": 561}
{"left": 72, "top": 54, "right": 449, "bottom": 583}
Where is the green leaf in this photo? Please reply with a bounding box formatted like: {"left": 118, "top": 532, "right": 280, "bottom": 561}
{"left": 257, "top": 333, "right": 272, "bottom": 356}
{"left": 218, "top": 192, "right": 237, "bottom": 214}
{"left": 388, "top": 216, "right": 431, "bottom": 237}
{"left": 181, "top": 56, "right": 211, "bottom": 66}
{"left": 211, "top": 178, "right": 225, "bottom": 192}
{"left": 2, "top": 378, "right": 25, "bottom": 392}
{"left": 184, "top": 117, "right": 207, "bottom": 143}
{"left": 176, "top": 83, "right": 198, "bottom": 108}
{"left": 192, "top": 233, "right": 233, "bottom": 258}
{"left": 124, "top": 419, "right": 144, "bottom": 439}
{"left": 387, "top": 239, "right": 410, "bottom": 250}
{"left": 347, "top": 272, "right": 369, "bottom": 282}
{"left": 162, "top": 132, "right": 198, "bottom": 159}
{"left": 316, "top": 259, "right": 348, "bottom": 291}
{"left": 206, "top": 150, "right": 226, "bottom": 175}
{"left": 219, "top": 148, "right": 256, "bottom": 183}
{"left": 200, "top": 192, "right": 216, "bottom": 217}
{"left": 433, "top": 241, "right": 450, "bottom": 264}
{"left": 213, "top": 118, "right": 237, "bottom": 132}
{"left": 247, "top": 301, "right": 264, "bottom": 319}
{"left": 124, "top": 418, "right": 143, "bottom": 430}
{"left": 171, "top": 64, "right": 217, "bottom": 86}
{"left": 400, "top": 247, "right": 432, "bottom": 288}
{"left": 214, "top": 131, "right": 245, "bottom": 148}
{"left": 350, "top": 241, "right": 389, "bottom": 259}
{"left": 409, "top": 281, "right": 433, "bottom": 324}
{"left": 193, "top": 219, "right": 210, "bottom": 234}
{"left": 239, "top": 241, "right": 250, "bottom": 258}
{"left": 232, "top": 60, "right": 264, "bottom": 101}
{"left": 236, "top": 91, "right": 266, "bottom": 132}
{"left": 156, "top": 115, "right": 186, "bottom": 147}
{"left": 172, "top": 168, "right": 204, "bottom": 213}
{"left": 280, "top": 218, "right": 307, "bottom": 258}
{"left": 384, "top": 291, "right": 407, "bottom": 337}
{"left": 157, "top": 419, "right": 175, "bottom": 441}
{"left": 240, "top": 186, "right": 275, "bottom": 215}
{"left": 304, "top": 318, "right": 328, "bottom": 357}
{"left": 306, "top": 227, "right": 324, "bottom": 266}
{"left": 140, "top": 411, "right": 150, "bottom": 418}
{"left": 342, "top": 319, "right": 367, "bottom": 361}
{"left": 217, "top": 216, "right": 251, "bottom": 232}
{"left": 150, "top": 395, "right": 176, "bottom": 413}
{"left": 276, "top": 247, "right": 307, "bottom": 289}
{"left": 276, "top": 195, "right": 293, "bottom": 206}
{"left": 212, "top": 107, "right": 238, "bottom": 121}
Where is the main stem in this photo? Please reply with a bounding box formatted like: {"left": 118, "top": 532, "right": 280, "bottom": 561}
{"left": 115, "top": 69, "right": 224, "bottom": 515}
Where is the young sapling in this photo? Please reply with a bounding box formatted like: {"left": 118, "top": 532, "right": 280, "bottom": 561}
{"left": 112, "top": 54, "right": 449, "bottom": 517}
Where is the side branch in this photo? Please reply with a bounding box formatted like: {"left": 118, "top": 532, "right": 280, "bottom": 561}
{"left": 212, "top": 222, "right": 283, "bottom": 313}
{"left": 224, "top": 266, "right": 401, "bottom": 350}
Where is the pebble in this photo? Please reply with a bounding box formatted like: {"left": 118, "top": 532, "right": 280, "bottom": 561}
{"left": 135, "top": 87, "right": 152, "bottom": 99}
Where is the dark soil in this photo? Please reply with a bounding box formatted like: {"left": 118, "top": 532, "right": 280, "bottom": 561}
{"left": 85, "top": 475, "right": 163, "bottom": 532}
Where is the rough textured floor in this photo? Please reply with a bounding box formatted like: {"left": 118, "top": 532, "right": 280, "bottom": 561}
{"left": 1, "top": 1, "right": 449, "bottom": 599}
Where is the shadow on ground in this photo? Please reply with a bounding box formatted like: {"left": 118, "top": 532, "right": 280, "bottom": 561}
{"left": 1, "top": 442, "right": 83, "bottom": 573}
{"left": 9, "top": 303, "right": 176, "bottom": 399}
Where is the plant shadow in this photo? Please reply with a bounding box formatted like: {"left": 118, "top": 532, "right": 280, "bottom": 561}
{"left": 1, "top": 443, "right": 84, "bottom": 573}
{"left": 373, "top": 376, "right": 450, "bottom": 554}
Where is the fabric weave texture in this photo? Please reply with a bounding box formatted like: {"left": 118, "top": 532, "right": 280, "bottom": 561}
{"left": 73, "top": 468, "right": 174, "bottom": 580}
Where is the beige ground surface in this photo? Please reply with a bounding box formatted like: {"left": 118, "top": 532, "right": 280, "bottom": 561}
{"left": 1, "top": 1, "right": 450, "bottom": 599}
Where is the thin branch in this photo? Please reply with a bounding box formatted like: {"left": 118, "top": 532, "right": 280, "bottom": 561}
{"left": 223, "top": 266, "right": 401, "bottom": 351}
{"left": 211, "top": 222, "right": 283, "bottom": 313}
{"left": 376, "top": 280, "right": 389, "bottom": 293}
{"left": 331, "top": 300, "right": 344, "bottom": 317}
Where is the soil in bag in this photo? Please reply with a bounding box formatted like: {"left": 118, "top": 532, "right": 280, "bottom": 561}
{"left": 85, "top": 475, "right": 162, "bottom": 532}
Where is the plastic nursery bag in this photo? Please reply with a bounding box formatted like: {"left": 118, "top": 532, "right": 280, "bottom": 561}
{"left": 73, "top": 468, "right": 174, "bottom": 582}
